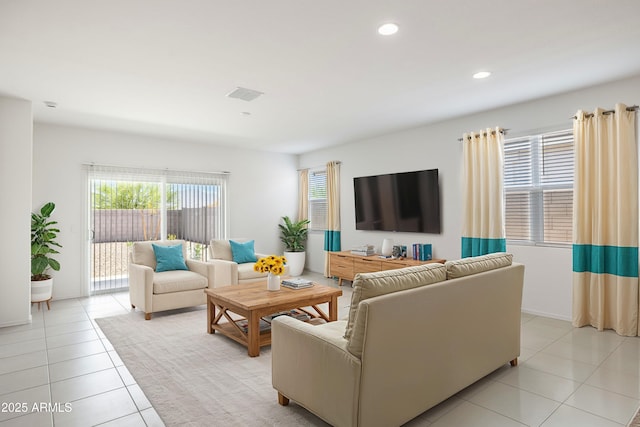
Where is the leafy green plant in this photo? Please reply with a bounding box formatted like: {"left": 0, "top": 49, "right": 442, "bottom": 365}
{"left": 278, "top": 216, "right": 310, "bottom": 252}
{"left": 31, "top": 202, "right": 62, "bottom": 281}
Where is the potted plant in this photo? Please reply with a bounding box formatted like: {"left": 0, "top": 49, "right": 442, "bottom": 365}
{"left": 31, "top": 202, "right": 62, "bottom": 309}
{"left": 278, "top": 216, "right": 310, "bottom": 277}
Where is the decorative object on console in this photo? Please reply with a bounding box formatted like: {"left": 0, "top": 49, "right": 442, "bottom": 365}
{"left": 381, "top": 238, "right": 393, "bottom": 257}
{"left": 392, "top": 245, "right": 407, "bottom": 258}
{"left": 254, "top": 255, "right": 287, "bottom": 291}
{"left": 351, "top": 244, "right": 374, "bottom": 256}
{"left": 412, "top": 243, "right": 432, "bottom": 261}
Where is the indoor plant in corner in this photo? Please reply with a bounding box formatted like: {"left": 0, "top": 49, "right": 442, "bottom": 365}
{"left": 31, "top": 202, "right": 62, "bottom": 309}
{"left": 279, "top": 216, "right": 310, "bottom": 277}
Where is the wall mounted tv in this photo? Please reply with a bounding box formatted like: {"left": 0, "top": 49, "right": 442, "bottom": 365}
{"left": 354, "top": 169, "right": 441, "bottom": 233}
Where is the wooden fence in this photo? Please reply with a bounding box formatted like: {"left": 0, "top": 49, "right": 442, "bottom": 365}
{"left": 92, "top": 208, "right": 216, "bottom": 244}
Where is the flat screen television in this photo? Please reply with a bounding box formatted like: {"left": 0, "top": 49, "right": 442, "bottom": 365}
{"left": 354, "top": 169, "right": 441, "bottom": 233}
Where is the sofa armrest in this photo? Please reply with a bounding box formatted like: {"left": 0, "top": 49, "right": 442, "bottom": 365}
{"left": 208, "top": 259, "right": 239, "bottom": 287}
{"left": 128, "top": 263, "right": 154, "bottom": 313}
{"left": 271, "top": 317, "right": 360, "bottom": 427}
{"left": 186, "top": 259, "right": 216, "bottom": 288}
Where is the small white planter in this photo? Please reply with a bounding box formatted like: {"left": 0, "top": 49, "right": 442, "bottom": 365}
{"left": 284, "top": 251, "right": 306, "bottom": 277}
{"left": 31, "top": 278, "right": 53, "bottom": 309}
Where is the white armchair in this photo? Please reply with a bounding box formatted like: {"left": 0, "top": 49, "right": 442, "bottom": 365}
{"left": 128, "top": 240, "right": 215, "bottom": 320}
{"left": 208, "top": 239, "right": 288, "bottom": 287}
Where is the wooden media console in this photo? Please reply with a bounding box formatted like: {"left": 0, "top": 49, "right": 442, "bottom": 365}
{"left": 328, "top": 251, "right": 445, "bottom": 286}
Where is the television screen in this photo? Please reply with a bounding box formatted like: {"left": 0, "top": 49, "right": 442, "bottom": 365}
{"left": 354, "top": 169, "right": 441, "bottom": 233}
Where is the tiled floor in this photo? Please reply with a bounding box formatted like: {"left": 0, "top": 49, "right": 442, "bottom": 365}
{"left": 1, "top": 274, "right": 639, "bottom": 426}
{"left": 0, "top": 290, "right": 162, "bottom": 427}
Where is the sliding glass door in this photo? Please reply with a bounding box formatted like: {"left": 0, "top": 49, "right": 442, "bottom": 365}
{"left": 87, "top": 165, "right": 227, "bottom": 294}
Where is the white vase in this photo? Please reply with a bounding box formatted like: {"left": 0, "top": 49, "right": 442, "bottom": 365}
{"left": 284, "top": 251, "right": 306, "bottom": 277}
{"left": 267, "top": 272, "right": 281, "bottom": 291}
{"left": 381, "top": 238, "right": 393, "bottom": 257}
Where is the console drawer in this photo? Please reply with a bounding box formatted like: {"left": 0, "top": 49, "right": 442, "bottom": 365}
{"left": 382, "top": 260, "right": 415, "bottom": 270}
{"left": 354, "top": 258, "right": 382, "bottom": 273}
{"left": 330, "top": 254, "right": 354, "bottom": 280}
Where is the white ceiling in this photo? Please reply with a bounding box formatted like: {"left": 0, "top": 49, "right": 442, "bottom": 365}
{"left": 2, "top": 1, "right": 640, "bottom": 154}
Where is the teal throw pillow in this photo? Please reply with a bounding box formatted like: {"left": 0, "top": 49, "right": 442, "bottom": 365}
{"left": 152, "top": 243, "right": 188, "bottom": 272}
{"left": 229, "top": 240, "right": 258, "bottom": 264}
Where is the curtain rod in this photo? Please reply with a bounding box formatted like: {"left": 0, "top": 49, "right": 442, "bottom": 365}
{"left": 457, "top": 128, "right": 509, "bottom": 142}
{"left": 297, "top": 161, "right": 341, "bottom": 172}
{"left": 82, "top": 162, "right": 231, "bottom": 175}
{"left": 571, "top": 105, "right": 638, "bottom": 120}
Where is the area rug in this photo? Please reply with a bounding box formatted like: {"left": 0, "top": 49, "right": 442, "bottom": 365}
{"left": 95, "top": 307, "right": 329, "bottom": 427}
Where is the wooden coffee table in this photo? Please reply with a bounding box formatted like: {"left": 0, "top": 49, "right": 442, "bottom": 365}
{"left": 205, "top": 281, "right": 342, "bottom": 357}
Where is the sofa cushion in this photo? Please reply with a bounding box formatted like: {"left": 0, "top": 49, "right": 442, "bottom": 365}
{"left": 445, "top": 252, "right": 513, "bottom": 279}
{"left": 132, "top": 240, "right": 186, "bottom": 270}
{"left": 152, "top": 243, "right": 188, "bottom": 272}
{"left": 210, "top": 239, "right": 233, "bottom": 261}
{"left": 344, "top": 263, "right": 446, "bottom": 341}
{"left": 229, "top": 240, "right": 258, "bottom": 264}
{"left": 153, "top": 270, "right": 207, "bottom": 294}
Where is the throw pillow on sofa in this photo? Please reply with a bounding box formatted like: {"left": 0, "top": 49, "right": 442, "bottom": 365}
{"left": 229, "top": 240, "right": 258, "bottom": 264}
{"left": 152, "top": 243, "right": 188, "bottom": 272}
{"left": 344, "top": 263, "right": 447, "bottom": 340}
{"left": 445, "top": 252, "right": 513, "bottom": 279}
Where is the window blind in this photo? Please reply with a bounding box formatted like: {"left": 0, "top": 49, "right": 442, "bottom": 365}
{"left": 308, "top": 169, "right": 327, "bottom": 231}
{"left": 86, "top": 165, "right": 228, "bottom": 293}
{"left": 504, "top": 129, "right": 573, "bottom": 244}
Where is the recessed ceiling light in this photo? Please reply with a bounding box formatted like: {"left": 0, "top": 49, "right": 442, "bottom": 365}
{"left": 378, "top": 23, "right": 399, "bottom": 36}
{"left": 44, "top": 101, "right": 57, "bottom": 108}
{"left": 473, "top": 71, "right": 491, "bottom": 79}
{"left": 241, "top": 111, "right": 251, "bottom": 116}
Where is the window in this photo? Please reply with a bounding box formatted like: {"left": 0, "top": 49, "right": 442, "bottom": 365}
{"left": 87, "top": 165, "right": 228, "bottom": 293}
{"left": 504, "top": 129, "right": 573, "bottom": 245}
{"left": 308, "top": 169, "right": 327, "bottom": 231}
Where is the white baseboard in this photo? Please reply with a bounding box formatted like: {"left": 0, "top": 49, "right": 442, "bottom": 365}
{"left": 0, "top": 316, "right": 33, "bottom": 328}
{"left": 521, "top": 308, "right": 571, "bottom": 322}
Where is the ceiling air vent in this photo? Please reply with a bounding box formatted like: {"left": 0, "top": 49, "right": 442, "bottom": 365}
{"left": 226, "top": 87, "right": 264, "bottom": 102}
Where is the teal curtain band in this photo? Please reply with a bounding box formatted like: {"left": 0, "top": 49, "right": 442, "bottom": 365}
{"left": 461, "top": 237, "right": 506, "bottom": 258}
{"left": 573, "top": 244, "right": 639, "bottom": 278}
{"left": 324, "top": 230, "right": 341, "bottom": 252}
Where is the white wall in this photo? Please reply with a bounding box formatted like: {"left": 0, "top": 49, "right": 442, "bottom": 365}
{"left": 33, "top": 124, "right": 298, "bottom": 299}
{"left": 0, "top": 96, "right": 33, "bottom": 327}
{"left": 299, "top": 74, "right": 640, "bottom": 321}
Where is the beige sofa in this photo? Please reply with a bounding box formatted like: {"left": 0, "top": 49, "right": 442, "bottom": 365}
{"left": 128, "top": 240, "right": 215, "bottom": 320}
{"left": 271, "top": 253, "right": 524, "bottom": 427}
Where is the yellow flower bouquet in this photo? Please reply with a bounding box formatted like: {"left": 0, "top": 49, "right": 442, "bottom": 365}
{"left": 254, "top": 255, "right": 287, "bottom": 276}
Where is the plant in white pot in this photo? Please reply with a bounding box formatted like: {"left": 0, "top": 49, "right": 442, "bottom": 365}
{"left": 31, "top": 202, "right": 61, "bottom": 309}
{"left": 279, "top": 216, "right": 310, "bottom": 277}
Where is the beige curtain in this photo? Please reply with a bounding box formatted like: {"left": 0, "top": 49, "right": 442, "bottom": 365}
{"left": 297, "top": 169, "right": 309, "bottom": 222}
{"left": 461, "top": 127, "right": 506, "bottom": 257}
{"left": 572, "top": 103, "right": 639, "bottom": 336}
{"left": 324, "top": 161, "right": 341, "bottom": 276}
